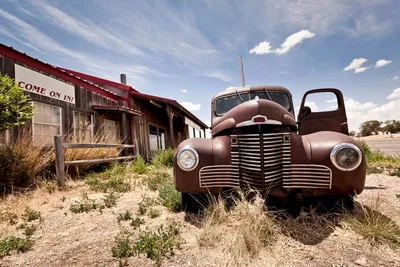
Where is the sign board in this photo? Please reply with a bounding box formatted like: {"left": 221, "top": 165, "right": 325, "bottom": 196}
{"left": 14, "top": 64, "right": 75, "bottom": 104}
{"left": 185, "top": 117, "right": 201, "bottom": 130}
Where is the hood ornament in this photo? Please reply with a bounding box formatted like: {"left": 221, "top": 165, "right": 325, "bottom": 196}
{"left": 254, "top": 96, "right": 260, "bottom": 103}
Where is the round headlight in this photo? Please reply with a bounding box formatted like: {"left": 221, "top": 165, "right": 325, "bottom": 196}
{"left": 177, "top": 147, "right": 199, "bottom": 171}
{"left": 330, "top": 143, "right": 362, "bottom": 171}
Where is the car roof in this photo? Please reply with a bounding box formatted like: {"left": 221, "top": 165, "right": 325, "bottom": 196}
{"left": 211, "top": 85, "right": 292, "bottom": 103}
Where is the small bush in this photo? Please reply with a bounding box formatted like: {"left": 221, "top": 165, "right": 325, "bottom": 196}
{"left": 148, "top": 208, "right": 161, "bottom": 218}
{"left": 85, "top": 163, "right": 131, "bottom": 193}
{"left": 69, "top": 193, "right": 99, "bottom": 213}
{"left": 0, "top": 148, "right": 30, "bottom": 193}
{"left": 138, "top": 196, "right": 155, "bottom": 216}
{"left": 40, "top": 179, "right": 58, "bottom": 193}
{"left": 24, "top": 208, "right": 41, "bottom": 222}
{"left": 151, "top": 149, "right": 174, "bottom": 168}
{"left": 130, "top": 217, "right": 145, "bottom": 229}
{"left": 0, "top": 236, "right": 34, "bottom": 257}
{"left": 390, "top": 168, "right": 400, "bottom": 177}
{"left": 133, "top": 155, "right": 147, "bottom": 174}
{"left": 112, "top": 231, "right": 133, "bottom": 258}
{"left": 22, "top": 224, "right": 37, "bottom": 237}
{"left": 118, "top": 211, "right": 133, "bottom": 222}
{"left": 158, "top": 184, "right": 182, "bottom": 212}
{"left": 341, "top": 197, "right": 400, "bottom": 247}
{"left": 132, "top": 223, "right": 181, "bottom": 263}
{"left": 144, "top": 169, "right": 172, "bottom": 191}
{"left": 103, "top": 191, "right": 119, "bottom": 208}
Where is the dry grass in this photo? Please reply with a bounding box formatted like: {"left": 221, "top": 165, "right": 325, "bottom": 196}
{"left": 11, "top": 128, "right": 54, "bottom": 181}
{"left": 341, "top": 195, "right": 400, "bottom": 247}
{"left": 198, "top": 191, "right": 280, "bottom": 264}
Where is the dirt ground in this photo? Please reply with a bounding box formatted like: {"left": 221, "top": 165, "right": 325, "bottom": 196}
{"left": 1, "top": 174, "right": 400, "bottom": 267}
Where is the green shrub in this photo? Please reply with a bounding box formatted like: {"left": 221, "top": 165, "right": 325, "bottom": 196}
{"left": 112, "top": 231, "right": 133, "bottom": 258}
{"left": 144, "top": 169, "right": 172, "bottom": 191}
{"left": 118, "top": 211, "right": 133, "bottom": 222}
{"left": 85, "top": 163, "right": 131, "bottom": 193}
{"left": 359, "top": 140, "right": 400, "bottom": 169}
{"left": 132, "top": 223, "right": 181, "bottom": 263}
{"left": 138, "top": 196, "right": 155, "bottom": 215}
{"left": 69, "top": 193, "right": 99, "bottom": 213}
{"left": 148, "top": 208, "right": 161, "bottom": 218}
{"left": 24, "top": 208, "right": 41, "bottom": 222}
{"left": 130, "top": 217, "right": 145, "bottom": 229}
{"left": 133, "top": 155, "right": 147, "bottom": 174}
{"left": 0, "top": 236, "right": 34, "bottom": 257}
{"left": 103, "top": 191, "right": 119, "bottom": 208}
{"left": 158, "top": 184, "right": 182, "bottom": 212}
{"left": 390, "top": 168, "right": 400, "bottom": 177}
{"left": 0, "top": 148, "right": 29, "bottom": 193}
{"left": 151, "top": 149, "right": 174, "bottom": 168}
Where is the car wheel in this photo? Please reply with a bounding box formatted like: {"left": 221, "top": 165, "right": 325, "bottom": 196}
{"left": 182, "top": 193, "right": 207, "bottom": 212}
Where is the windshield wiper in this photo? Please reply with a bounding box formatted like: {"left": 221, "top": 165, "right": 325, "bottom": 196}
{"left": 263, "top": 89, "right": 272, "bottom": 100}
{"left": 236, "top": 90, "right": 244, "bottom": 103}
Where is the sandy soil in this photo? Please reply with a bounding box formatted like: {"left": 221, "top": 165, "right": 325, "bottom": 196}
{"left": 1, "top": 175, "right": 400, "bottom": 267}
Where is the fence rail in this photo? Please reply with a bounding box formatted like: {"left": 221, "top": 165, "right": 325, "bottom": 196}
{"left": 54, "top": 136, "right": 136, "bottom": 187}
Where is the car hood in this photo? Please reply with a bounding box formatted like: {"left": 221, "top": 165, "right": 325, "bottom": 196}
{"left": 212, "top": 99, "right": 296, "bottom": 136}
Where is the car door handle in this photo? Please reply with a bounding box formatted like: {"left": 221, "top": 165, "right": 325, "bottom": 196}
{"left": 340, "top": 122, "right": 347, "bottom": 125}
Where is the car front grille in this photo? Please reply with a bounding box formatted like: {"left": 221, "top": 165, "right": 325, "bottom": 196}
{"left": 199, "top": 132, "right": 332, "bottom": 190}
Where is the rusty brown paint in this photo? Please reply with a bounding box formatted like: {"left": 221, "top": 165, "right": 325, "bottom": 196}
{"left": 174, "top": 86, "right": 366, "bottom": 202}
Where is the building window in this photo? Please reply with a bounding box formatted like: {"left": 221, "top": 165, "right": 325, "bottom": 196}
{"left": 73, "top": 111, "right": 93, "bottom": 142}
{"left": 33, "top": 102, "right": 61, "bottom": 146}
{"left": 149, "top": 125, "right": 166, "bottom": 152}
{"left": 104, "top": 119, "right": 120, "bottom": 143}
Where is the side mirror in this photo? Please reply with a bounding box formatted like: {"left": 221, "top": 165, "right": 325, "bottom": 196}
{"left": 301, "top": 106, "right": 311, "bottom": 116}
{"left": 297, "top": 106, "right": 311, "bottom": 124}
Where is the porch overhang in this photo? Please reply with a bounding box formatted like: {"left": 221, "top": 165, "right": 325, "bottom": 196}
{"left": 92, "top": 105, "right": 142, "bottom": 116}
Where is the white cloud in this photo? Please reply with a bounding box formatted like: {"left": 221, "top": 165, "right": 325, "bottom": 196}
{"left": 304, "top": 101, "right": 319, "bottom": 112}
{"left": 346, "top": 97, "right": 400, "bottom": 132}
{"left": 249, "top": 41, "right": 274, "bottom": 55}
{"left": 181, "top": 89, "right": 188, "bottom": 93}
{"left": 343, "top": 58, "right": 370, "bottom": 73}
{"left": 205, "top": 72, "right": 232, "bottom": 82}
{"left": 180, "top": 101, "right": 201, "bottom": 112}
{"left": 204, "top": 120, "right": 211, "bottom": 127}
{"left": 392, "top": 76, "right": 399, "bottom": 80}
{"left": 345, "top": 99, "right": 377, "bottom": 112}
{"left": 326, "top": 98, "right": 337, "bottom": 103}
{"left": 275, "top": 30, "right": 316, "bottom": 55}
{"left": 249, "top": 30, "right": 315, "bottom": 55}
{"left": 375, "top": 59, "right": 392, "bottom": 68}
{"left": 387, "top": 88, "right": 400, "bottom": 101}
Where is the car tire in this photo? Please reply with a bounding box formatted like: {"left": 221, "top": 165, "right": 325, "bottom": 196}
{"left": 182, "top": 193, "right": 207, "bottom": 212}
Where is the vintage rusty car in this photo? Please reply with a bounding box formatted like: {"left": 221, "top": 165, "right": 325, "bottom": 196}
{"left": 174, "top": 86, "right": 366, "bottom": 210}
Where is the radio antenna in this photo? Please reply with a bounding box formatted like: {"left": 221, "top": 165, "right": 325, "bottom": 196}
{"left": 238, "top": 54, "right": 245, "bottom": 87}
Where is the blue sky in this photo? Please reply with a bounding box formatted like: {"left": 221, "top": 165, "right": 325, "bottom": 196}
{"left": 1, "top": 0, "right": 400, "bottom": 131}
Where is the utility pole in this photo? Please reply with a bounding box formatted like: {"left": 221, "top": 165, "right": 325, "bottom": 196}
{"left": 239, "top": 54, "right": 245, "bottom": 87}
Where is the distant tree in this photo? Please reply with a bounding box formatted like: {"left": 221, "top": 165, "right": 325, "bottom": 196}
{"left": 382, "top": 120, "right": 400, "bottom": 134}
{"left": 359, "top": 120, "right": 382, "bottom": 137}
{"left": 0, "top": 74, "right": 33, "bottom": 132}
{"left": 349, "top": 131, "right": 356, "bottom": 137}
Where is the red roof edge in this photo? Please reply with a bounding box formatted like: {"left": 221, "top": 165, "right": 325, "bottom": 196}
{"left": 0, "top": 44, "right": 120, "bottom": 101}
{"left": 129, "top": 91, "right": 208, "bottom": 129}
{"left": 57, "top": 67, "right": 138, "bottom": 92}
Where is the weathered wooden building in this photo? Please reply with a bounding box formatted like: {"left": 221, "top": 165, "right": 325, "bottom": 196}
{"left": 0, "top": 44, "right": 207, "bottom": 160}
{"left": 59, "top": 69, "right": 208, "bottom": 160}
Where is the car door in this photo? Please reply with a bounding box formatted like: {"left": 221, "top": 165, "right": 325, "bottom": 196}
{"left": 298, "top": 88, "right": 348, "bottom": 135}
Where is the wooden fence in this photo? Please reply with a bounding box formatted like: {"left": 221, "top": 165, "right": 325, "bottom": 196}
{"left": 54, "top": 136, "right": 136, "bottom": 187}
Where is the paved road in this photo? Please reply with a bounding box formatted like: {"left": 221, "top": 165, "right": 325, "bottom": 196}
{"left": 364, "top": 139, "right": 400, "bottom": 156}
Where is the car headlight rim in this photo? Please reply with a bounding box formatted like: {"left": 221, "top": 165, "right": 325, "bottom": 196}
{"left": 177, "top": 146, "right": 199, "bottom": 171}
{"left": 330, "top": 143, "right": 362, "bottom": 171}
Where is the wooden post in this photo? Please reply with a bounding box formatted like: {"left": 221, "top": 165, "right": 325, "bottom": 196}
{"left": 54, "top": 135, "right": 65, "bottom": 188}
{"left": 121, "top": 112, "right": 129, "bottom": 156}
{"left": 166, "top": 107, "right": 175, "bottom": 148}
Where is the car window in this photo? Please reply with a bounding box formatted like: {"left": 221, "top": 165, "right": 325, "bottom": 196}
{"left": 215, "top": 91, "right": 291, "bottom": 116}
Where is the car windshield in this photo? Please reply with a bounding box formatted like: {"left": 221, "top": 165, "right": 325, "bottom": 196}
{"left": 215, "top": 91, "right": 291, "bottom": 116}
